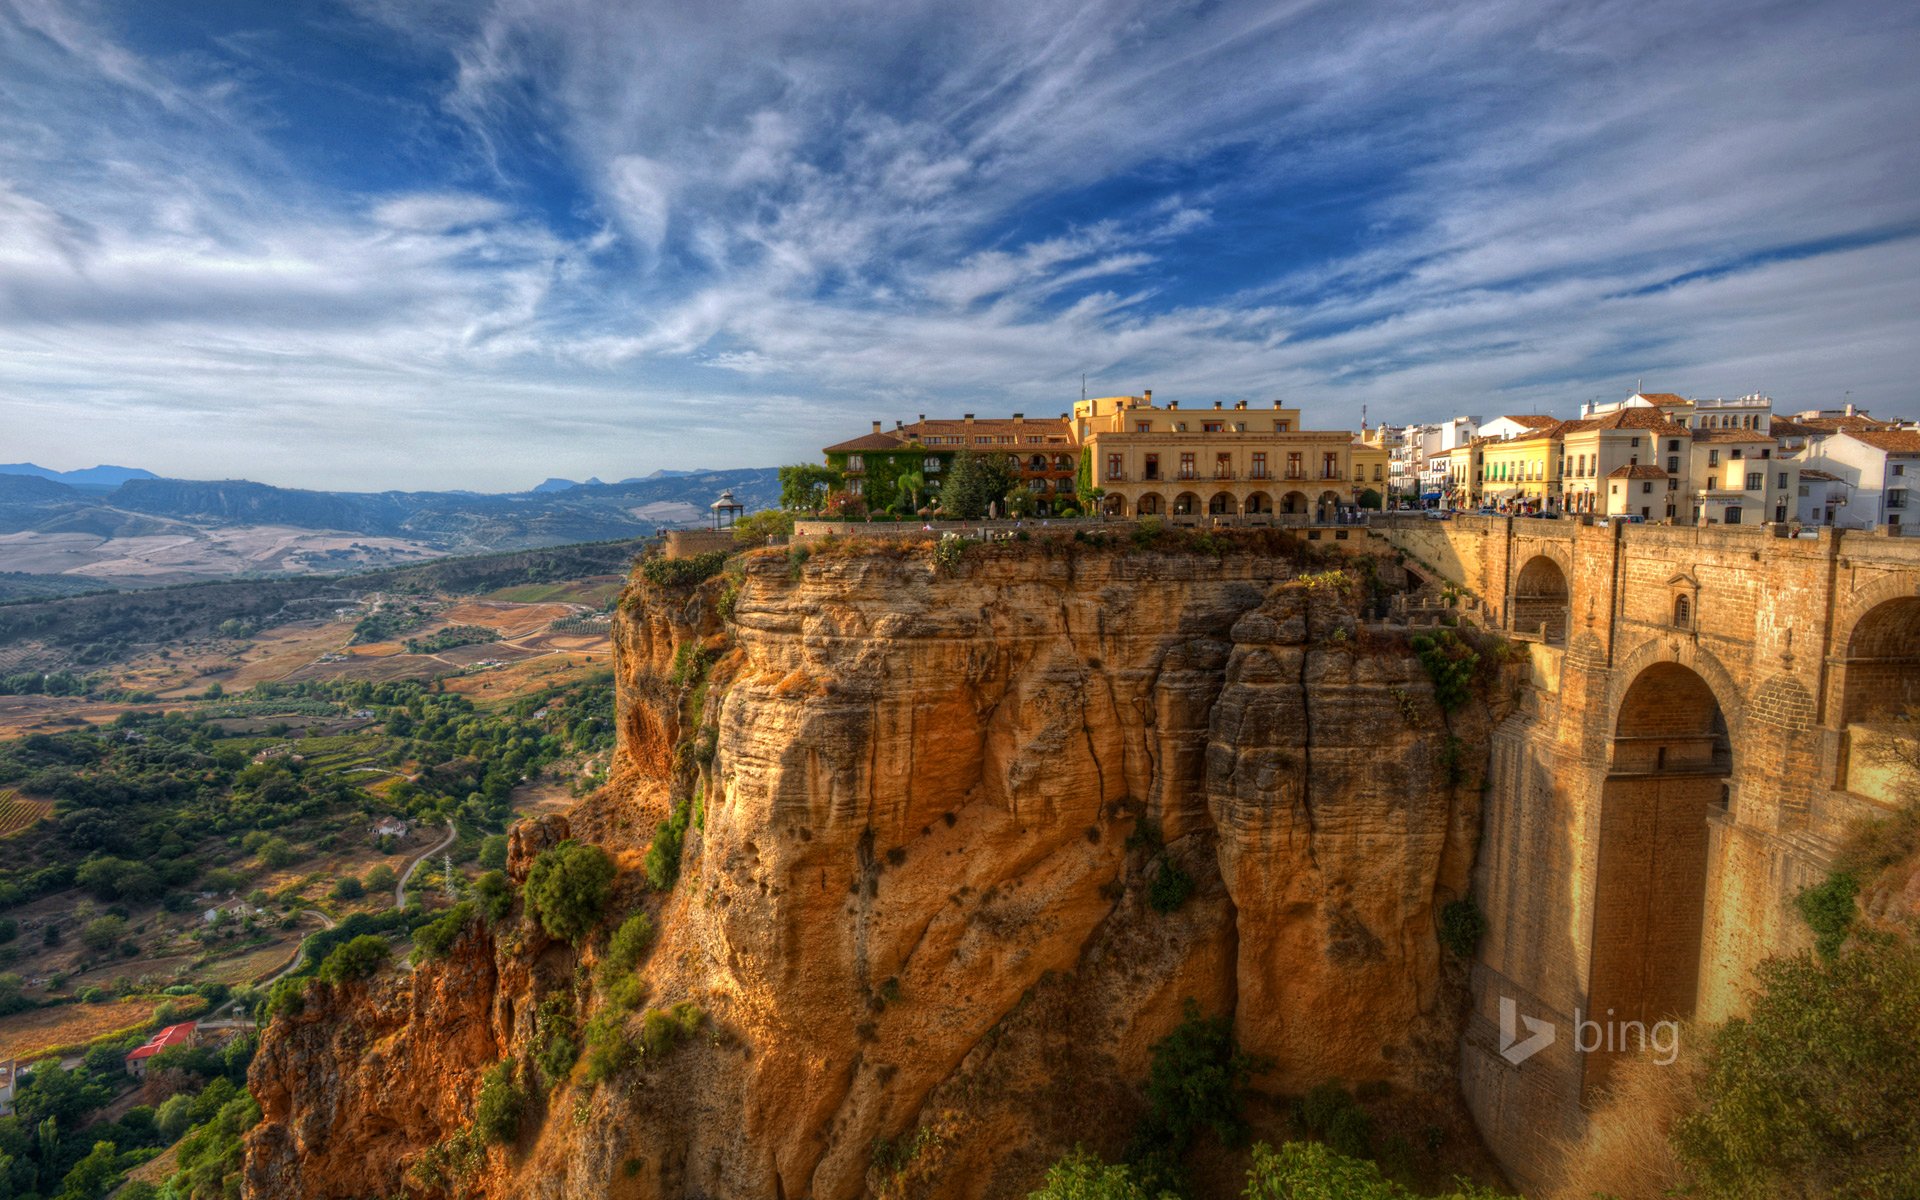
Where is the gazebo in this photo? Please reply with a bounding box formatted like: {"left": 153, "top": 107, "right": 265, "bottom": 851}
{"left": 709, "top": 489, "right": 744, "bottom": 531}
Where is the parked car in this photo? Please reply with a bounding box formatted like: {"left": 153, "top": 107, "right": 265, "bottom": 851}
{"left": 1424, "top": 509, "right": 1453, "bottom": 520}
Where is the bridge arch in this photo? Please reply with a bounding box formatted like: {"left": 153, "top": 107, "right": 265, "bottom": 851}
{"left": 1587, "top": 659, "right": 1733, "bottom": 1095}
{"left": 1512, "top": 555, "right": 1570, "bottom": 644}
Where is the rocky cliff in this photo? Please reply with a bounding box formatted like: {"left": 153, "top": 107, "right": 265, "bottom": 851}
{"left": 244, "top": 535, "right": 1506, "bottom": 1199}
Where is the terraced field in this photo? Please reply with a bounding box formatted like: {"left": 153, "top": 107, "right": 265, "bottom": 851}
{"left": 0, "top": 789, "right": 50, "bottom": 838}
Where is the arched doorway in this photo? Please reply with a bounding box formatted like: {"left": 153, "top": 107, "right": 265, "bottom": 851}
{"left": 1103, "top": 493, "right": 1126, "bottom": 516}
{"left": 1589, "top": 662, "right": 1731, "bottom": 1094}
{"left": 1838, "top": 597, "right": 1920, "bottom": 799}
{"left": 1245, "top": 491, "right": 1272, "bottom": 514}
{"left": 1208, "top": 491, "right": 1234, "bottom": 516}
{"left": 1316, "top": 490, "right": 1340, "bottom": 521}
{"left": 1136, "top": 493, "right": 1164, "bottom": 516}
{"left": 1173, "top": 492, "right": 1200, "bottom": 517}
{"left": 1282, "top": 490, "right": 1309, "bottom": 514}
{"left": 1513, "top": 556, "right": 1570, "bottom": 644}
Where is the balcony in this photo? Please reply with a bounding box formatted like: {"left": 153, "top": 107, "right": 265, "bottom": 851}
{"left": 1250, "top": 469, "right": 1271, "bottom": 481}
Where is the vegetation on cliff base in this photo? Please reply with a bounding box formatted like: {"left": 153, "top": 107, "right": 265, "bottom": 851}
{"left": 1793, "top": 869, "right": 1859, "bottom": 958}
{"left": 1146, "top": 861, "right": 1194, "bottom": 913}
{"left": 1028, "top": 1148, "right": 1172, "bottom": 1199}
{"left": 1242, "top": 1141, "right": 1509, "bottom": 1198}
{"left": 640, "top": 550, "right": 730, "bottom": 588}
{"left": 523, "top": 840, "right": 615, "bottom": 944}
{"left": 644, "top": 797, "right": 696, "bottom": 891}
{"left": 475, "top": 1060, "right": 525, "bottom": 1145}
{"left": 1410, "top": 631, "right": 1478, "bottom": 712}
{"left": 315, "top": 933, "right": 390, "bottom": 983}
{"left": 1124, "top": 999, "right": 1264, "bottom": 1192}
{"left": 1437, "top": 897, "right": 1486, "bottom": 960}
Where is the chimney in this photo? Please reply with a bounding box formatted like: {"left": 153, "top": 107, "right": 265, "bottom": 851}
{"left": 1235, "top": 400, "right": 1247, "bottom": 410}
{"left": 1272, "top": 400, "right": 1282, "bottom": 409}
{"left": 1213, "top": 401, "right": 1223, "bottom": 410}
{"left": 1059, "top": 412, "right": 1068, "bottom": 421}
{"left": 871, "top": 420, "right": 882, "bottom": 434}
{"left": 895, "top": 420, "right": 903, "bottom": 429}
{"left": 918, "top": 413, "right": 926, "bottom": 422}
{"left": 1144, "top": 389, "right": 1153, "bottom": 406}
{"left": 964, "top": 414, "right": 975, "bottom": 424}
{"left": 1168, "top": 400, "right": 1178, "bottom": 410}
{"left": 1013, "top": 413, "right": 1024, "bottom": 423}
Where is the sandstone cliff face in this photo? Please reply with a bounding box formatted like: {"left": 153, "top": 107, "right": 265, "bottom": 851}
{"left": 244, "top": 539, "right": 1500, "bottom": 1200}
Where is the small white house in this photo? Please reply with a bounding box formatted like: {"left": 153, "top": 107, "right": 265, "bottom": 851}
{"left": 1796, "top": 429, "right": 1920, "bottom": 531}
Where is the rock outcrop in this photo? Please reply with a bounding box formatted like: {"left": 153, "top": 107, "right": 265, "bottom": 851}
{"left": 244, "top": 536, "right": 1505, "bottom": 1199}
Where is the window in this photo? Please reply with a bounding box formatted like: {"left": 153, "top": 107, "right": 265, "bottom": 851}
{"left": 1107, "top": 452, "right": 1123, "bottom": 481}
{"left": 1275, "top": 420, "right": 1291, "bottom": 432}
{"left": 1668, "top": 440, "right": 1680, "bottom": 452}
{"left": 1890, "top": 490, "right": 1908, "bottom": 510}
{"left": 1673, "top": 594, "right": 1691, "bottom": 628}
{"left": 1726, "top": 506, "right": 1742, "bottom": 524}
{"left": 1777, "top": 472, "right": 1787, "bottom": 489}
{"left": 1252, "top": 452, "right": 1269, "bottom": 479}
{"left": 1896, "top": 464, "right": 1907, "bottom": 477}
{"left": 925, "top": 457, "right": 941, "bottom": 472}
{"left": 847, "top": 478, "right": 863, "bottom": 496}
{"left": 1203, "top": 422, "right": 1224, "bottom": 433}
{"left": 847, "top": 454, "right": 864, "bottom": 470}
{"left": 1642, "top": 482, "right": 1654, "bottom": 494}
{"left": 1215, "top": 452, "right": 1233, "bottom": 479}
{"left": 1323, "top": 452, "right": 1339, "bottom": 479}
{"left": 1668, "top": 456, "right": 1680, "bottom": 473}
{"left": 1136, "top": 421, "right": 1152, "bottom": 433}
{"left": 1730, "top": 448, "right": 1743, "bottom": 460}
{"left": 1745, "top": 472, "right": 1762, "bottom": 491}
{"left": 1179, "top": 452, "right": 1196, "bottom": 480}
{"left": 1175, "top": 422, "right": 1188, "bottom": 432}
{"left": 1144, "top": 454, "right": 1160, "bottom": 480}
{"left": 1708, "top": 449, "right": 1719, "bottom": 466}
{"left": 1760, "top": 448, "right": 1771, "bottom": 459}
{"left": 1374, "top": 464, "right": 1383, "bottom": 481}
{"left": 1287, "top": 451, "right": 1303, "bottom": 478}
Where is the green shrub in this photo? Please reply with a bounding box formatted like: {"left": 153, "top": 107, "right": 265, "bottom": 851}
{"left": 1438, "top": 897, "right": 1486, "bottom": 959}
{"left": 1411, "top": 631, "right": 1479, "bottom": 712}
{"left": 330, "top": 876, "right": 365, "bottom": 902}
{"left": 474, "top": 870, "right": 513, "bottom": 923}
{"left": 933, "top": 537, "right": 974, "bottom": 571}
{"left": 316, "top": 934, "right": 390, "bottom": 984}
{"left": 645, "top": 800, "right": 695, "bottom": 891}
{"left": 1127, "top": 998, "right": 1262, "bottom": 1181}
{"left": 1673, "top": 936, "right": 1920, "bottom": 1198}
{"left": 475, "top": 1060, "right": 523, "bottom": 1144}
{"left": 532, "top": 994, "right": 577, "bottom": 1089}
{"left": 524, "top": 841, "right": 616, "bottom": 944}
{"left": 603, "top": 913, "right": 656, "bottom": 977}
{"left": 1794, "top": 871, "right": 1858, "bottom": 958}
{"left": 1242, "top": 1141, "right": 1511, "bottom": 1198}
{"left": 639, "top": 1000, "right": 706, "bottom": 1059}
{"left": 1131, "top": 516, "right": 1163, "bottom": 548}
{"left": 640, "top": 550, "right": 729, "bottom": 588}
{"left": 411, "top": 901, "right": 477, "bottom": 964}
{"left": 1146, "top": 862, "right": 1194, "bottom": 914}
{"left": 582, "top": 1010, "right": 637, "bottom": 1083}
{"left": 1030, "top": 1148, "right": 1168, "bottom": 1199}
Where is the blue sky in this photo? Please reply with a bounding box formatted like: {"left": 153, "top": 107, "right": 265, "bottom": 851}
{"left": 2, "top": 0, "right": 1917, "bottom": 490}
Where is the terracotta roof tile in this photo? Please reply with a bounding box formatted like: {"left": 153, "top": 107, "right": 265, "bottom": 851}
{"left": 1500, "top": 414, "right": 1561, "bottom": 429}
{"left": 1606, "top": 465, "right": 1671, "bottom": 480}
{"left": 1577, "top": 409, "right": 1692, "bottom": 435}
{"left": 822, "top": 431, "right": 911, "bottom": 453}
{"left": 1845, "top": 429, "right": 1920, "bottom": 454}
{"left": 1798, "top": 468, "right": 1841, "bottom": 482}
{"left": 1691, "top": 429, "right": 1776, "bottom": 443}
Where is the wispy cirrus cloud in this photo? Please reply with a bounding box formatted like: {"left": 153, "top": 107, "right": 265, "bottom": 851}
{"left": 0, "top": 0, "right": 1916, "bottom": 489}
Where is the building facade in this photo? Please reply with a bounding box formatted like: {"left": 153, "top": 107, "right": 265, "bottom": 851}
{"left": 1075, "top": 393, "right": 1386, "bottom": 518}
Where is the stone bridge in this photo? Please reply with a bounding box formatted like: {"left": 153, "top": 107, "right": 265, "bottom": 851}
{"left": 1368, "top": 514, "right": 1920, "bottom": 1190}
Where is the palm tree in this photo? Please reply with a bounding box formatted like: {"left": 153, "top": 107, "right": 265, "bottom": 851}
{"left": 898, "top": 470, "right": 927, "bottom": 513}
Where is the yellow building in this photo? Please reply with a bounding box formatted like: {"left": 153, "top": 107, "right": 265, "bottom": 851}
{"left": 1076, "top": 392, "right": 1385, "bottom": 519}
{"left": 1477, "top": 423, "right": 1570, "bottom": 512}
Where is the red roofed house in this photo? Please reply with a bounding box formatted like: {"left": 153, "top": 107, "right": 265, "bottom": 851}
{"left": 125, "top": 1021, "right": 198, "bottom": 1079}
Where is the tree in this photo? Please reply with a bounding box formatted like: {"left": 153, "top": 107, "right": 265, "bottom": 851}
{"left": 1031, "top": 1149, "right": 1171, "bottom": 1199}
{"left": 1005, "top": 484, "right": 1037, "bottom": 518}
{"left": 523, "top": 841, "right": 615, "bottom": 944}
{"left": 732, "top": 508, "right": 796, "bottom": 543}
{"left": 897, "top": 470, "right": 928, "bottom": 514}
{"left": 256, "top": 837, "right": 297, "bottom": 870}
{"left": 937, "top": 451, "right": 1018, "bottom": 519}
{"left": 316, "top": 934, "right": 390, "bottom": 984}
{"left": 80, "top": 915, "right": 128, "bottom": 953}
{"left": 778, "top": 464, "right": 842, "bottom": 512}
{"left": 363, "top": 864, "right": 397, "bottom": 893}
{"left": 1242, "top": 1141, "right": 1511, "bottom": 1198}
{"left": 330, "top": 876, "right": 365, "bottom": 902}
{"left": 56, "top": 1139, "right": 121, "bottom": 1200}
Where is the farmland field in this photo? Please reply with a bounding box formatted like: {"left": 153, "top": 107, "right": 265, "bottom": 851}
{"left": 0, "top": 994, "right": 207, "bottom": 1062}
{"left": 483, "top": 575, "right": 624, "bottom": 605}
{"left": 0, "top": 788, "right": 50, "bottom": 837}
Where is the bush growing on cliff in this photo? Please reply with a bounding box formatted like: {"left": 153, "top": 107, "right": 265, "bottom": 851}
{"left": 645, "top": 799, "right": 695, "bottom": 891}
{"left": 1030, "top": 1148, "right": 1172, "bottom": 1199}
{"left": 316, "top": 934, "right": 390, "bottom": 983}
{"left": 1125, "top": 998, "right": 1263, "bottom": 1190}
{"left": 732, "top": 508, "right": 795, "bottom": 543}
{"left": 1438, "top": 897, "right": 1486, "bottom": 959}
{"left": 410, "top": 900, "right": 477, "bottom": 964}
{"left": 532, "top": 994, "right": 579, "bottom": 1088}
{"left": 582, "top": 1009, "right": 638, "bottom": 1083}
{"left": 1793, "top": 870, "right": 1858, "bottom": 958}
{"left": 640, "top": 550, "right": 730, "bottom": 588}
{"left": 524, "top": 840, "right": 616, "bottom": 945}
{"left": 639, "top": 1000, "right": 707, "bottom": 1059}
{"left": 1411, "top": 632, "right": 1478, "bottom": 712}
{"left": 1672, "top": 935, "right": 1920, "bottom": 1197}
{"left": 1242, "top": 1141, "right": 1510, "bottom": 1199}
{"left": 475, "top": 869, "right": 513, "bottom": 922}
{"left": 1146, "top": 861, "right": 1194, "bottom": 913}
{"left": 475, "top": 1060, "right": 524, "bottom": 1144}
{"left": 603, "top": 913, "right": 656, "bottom": 979}
{"left": 1296, "top": 1081, "right": 1373, "bottom": 1159}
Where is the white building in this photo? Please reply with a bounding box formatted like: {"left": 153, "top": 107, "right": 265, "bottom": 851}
{"left": 1478, "top": 414, "right": 1560, "bottom": 441}
{"left": 1689, "top": 429, "right": 1797, "bottom": 526}
{"left": 1795, "top": 429, "right": 1920, "bottom": 532}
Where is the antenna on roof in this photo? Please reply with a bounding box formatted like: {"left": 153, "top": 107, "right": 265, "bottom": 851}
{"left": 1081, "top": 373, "right": 1086, "bottom": 403}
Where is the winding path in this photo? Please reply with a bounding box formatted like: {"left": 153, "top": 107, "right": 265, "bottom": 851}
{"left": 396, "top": 819, "right": 458, "bottom": 907}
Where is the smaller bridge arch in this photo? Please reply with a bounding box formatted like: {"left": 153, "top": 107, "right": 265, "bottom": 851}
{"left": 1512, "top": 555, "right": 1570, "bottom": 644}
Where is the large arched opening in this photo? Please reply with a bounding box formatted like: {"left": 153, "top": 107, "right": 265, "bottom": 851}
{"left": 1513, "top": 555, "right": 1570, "bottom": 644}
{"left": 1103, "top": 493, "right": 1127, "bottom": 516}
{"left": 1245, "top": 491, "right": 1272, "bottom": 514}
{"left": 1173, "top": 491, "right": 1200, "bottom": 517}
{"left": 1589, "top": 662, "right": 1730, "bottom": 1094}
{"left": 1281, "top": 490, "right": 1309, "bottom": 514}
{"left": 1135, "top": 492, "right": 1164, "bottom": 516}
{"left": 1838, "top": 596, "right": 1920, "bottom": 800}
{"left": 1208, "top": 491, "right": 1235, "bottom": 516}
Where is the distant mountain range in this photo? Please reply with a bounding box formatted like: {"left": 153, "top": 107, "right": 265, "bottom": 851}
{"left": 0, "top": 464, "right": 779, "bottom": 589}
{"left": 0, "top": 462, "right": 159, "bottom": 490}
